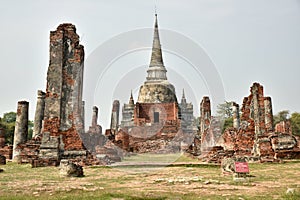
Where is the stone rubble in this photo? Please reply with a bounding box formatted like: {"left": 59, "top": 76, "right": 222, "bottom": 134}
{"left": 0, "top": 155, "right": 6, "bottom": 165}
{"left": 59, "top": 159, "right": 84, "bottom": 177}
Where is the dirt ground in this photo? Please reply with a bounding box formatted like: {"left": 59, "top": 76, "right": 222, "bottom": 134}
{"left": 0, "top": 156, "right": 300, "bottom": 199}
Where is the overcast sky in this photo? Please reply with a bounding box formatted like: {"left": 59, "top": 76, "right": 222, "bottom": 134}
{"left": 0, "top": 0, "right": 299, "bottom": 129}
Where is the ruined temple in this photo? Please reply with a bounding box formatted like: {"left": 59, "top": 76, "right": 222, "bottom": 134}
{"left": 108, "top": 14, "right": 195, "bottom": 153}
{"left": 9, "top": 24, "right": 102, "bottom": 166}
{"left": 194, "top": 83, "right": 300, "bottom": 163}
{"left": 7, "top": 23, "right": 125, "bottom": 166}
{"left": 1, "top": 17, "right": 298, "bottom": 167}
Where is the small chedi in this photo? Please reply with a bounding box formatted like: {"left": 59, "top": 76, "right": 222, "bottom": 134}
{"left": 188, "top": 82, "right": 300, "bottom": 163}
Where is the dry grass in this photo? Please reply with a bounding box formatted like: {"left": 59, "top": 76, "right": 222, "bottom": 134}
{"left": 0, "top": 155, "right": 300, "bottom": 199}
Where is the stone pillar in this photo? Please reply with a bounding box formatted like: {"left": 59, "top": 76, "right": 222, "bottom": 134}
{"left": 110, "top": 100, "right": 120, "bottom": 133}
{"left": 200, "top": 96, "right": 211, "bottom": 134}
{"left": 42, "top": 23, "right": 85, "bottom": 151}
{"left": 87, "top": 106, "right": 102, "bottom": 135}
{"left": 33, "top": 90, "right": 46, "bottom": 137}
{"left": 92, "top": 106, "right": 98, "bottom": 127}
{"left": 0, "top": 128, "right": 5, "bottom": 148}
{"left": 232, "top": 102, "right": 240, "bottom": 129}
{"left": 264, "top": 97, "right": 273, "bottom": 132}
{"left": 13, "top": 101, "right": 29, "bottom": 160}
{"left": 250, "top": 83, "right": 265, "bottom": 136}
{"left": 81, "top": 101, "right": 85, "bottom": 132}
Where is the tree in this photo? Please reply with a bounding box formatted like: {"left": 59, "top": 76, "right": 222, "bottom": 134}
{"left": 273, "top": 110, "right": 290, "bottom": 126}
{"left": 222, "top": 117, "right": 233, "bottom": 133}
{"left": 290, "top": 112, "right": 300, "bottom": 136}
{"left": 216, "top": 101, "right": 234, "bottom": 133}
{"left": 216, "top": 101, "right": 233, "bottom": 118}
{"left": 0, "top": 112, "right": 16, "bottom": 144}
{"left": 28, "top": 120, "right": 34, "bottom": 139}
{"left": 3, "top": 112, "right": 16, "bottom": 123}
{"left": 0, "top": 112, "right": 33, "bottom": 145}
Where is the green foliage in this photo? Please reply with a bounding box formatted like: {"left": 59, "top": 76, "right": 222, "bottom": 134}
{"left": 216, "top": 101, "right": 233, "bottom": 118}
{"left": 290, "top": 112, "right": 300, "bottom": 135}
{"left": 193, "top": 117, "right": 200, "bottom": 129}
{"left": 273, "top": 110, "right": 290, "bottom": 126}
{"left": 0, "top": 112, "right": 16, "bottom": 144}
{"left": 273, "top": 111, "right": 300, "bottom": 136}
{"left": 28, "top": 120, "right": 34, "bottom": 139}
{"left": 3, "top": 112, "right": 17, "bottom": 123}
{"left": 216, "top": 102, "right": 235, "bottom": 133}
{"left": 0, "top": 112, "right": 33, "bottom": 144}
{"left": 222, "top": 117, "right": 233, "bottom": 133}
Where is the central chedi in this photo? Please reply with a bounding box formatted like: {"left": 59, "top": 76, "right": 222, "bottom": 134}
{"left": 137, "top": 14, "right": 177, "bottom": 104}
{"left": 107, "top": 14, "right": 195, "bottom": 153}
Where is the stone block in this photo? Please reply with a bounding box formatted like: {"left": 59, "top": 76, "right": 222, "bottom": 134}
{"left": 59, "top": 159, "right": 84, "bottom": 177}
{"left": 0, "top": 155, "right": 6, "bottom": 165}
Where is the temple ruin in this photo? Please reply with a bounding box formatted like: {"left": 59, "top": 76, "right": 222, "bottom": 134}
{"left": 190, "top": 83, "right": 300, "bottom": 163}
{"left": 0, "top": 23, "right": 119, "bottom": 167}
{"left": 0, "top": 16, "right": 299, "bottom": 167}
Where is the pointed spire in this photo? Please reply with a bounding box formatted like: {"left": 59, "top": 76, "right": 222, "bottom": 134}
{"left": 182, "top": 89, "right": 186, "bottom": 99}
{"left": 181, "top": 89, "right": 187, "bottom": 104}
{"left": 129, "top": 90, "right": 134, "bottom": 105}
{"left": 146, "top": 13, "right": 167, "bottom": 82}
{"left": 150, "top": 14, "right": 164, "bottom": 67}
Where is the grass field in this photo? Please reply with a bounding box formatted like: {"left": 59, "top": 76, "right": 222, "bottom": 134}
{"left": 0, "top": 154, "right": 300, "bottom": 200}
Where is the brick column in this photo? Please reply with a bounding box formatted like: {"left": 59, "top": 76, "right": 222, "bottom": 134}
{"left": 13, "top": 101, "right": 29, "bottom": 160}
{"left": 232, "top": 102, "right": 240, "bottom": 129}
{"left": 110, "top": 100, "right": 120, "bottom": 133}
{"left": 200, "top": 96, "right": 211, "bottom": 134}
{"left": 92, "top": 106, "right": 98, "bottom": 127}
{"left": 264, "top": 97, "right": 273, "bottom": 132}
{"left": 33, "top": 90, "right": 46, "bottom": 137}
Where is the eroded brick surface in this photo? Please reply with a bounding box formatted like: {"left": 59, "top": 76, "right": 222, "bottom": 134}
{"left": 11, "top": 24, "right": 90, "bottom": 166}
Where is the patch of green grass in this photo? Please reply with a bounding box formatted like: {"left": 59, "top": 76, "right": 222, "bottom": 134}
{"left": 1, "top": 157, "right": 300, "bottom": 199}
{"left": 122, "top": 153, "right": 182, "bottom": 163}
{"left": 282, "top": 192, "right": 300, "bottom": 200}
{"left": 174, "top": 153, "right": 199, "bottom": 163}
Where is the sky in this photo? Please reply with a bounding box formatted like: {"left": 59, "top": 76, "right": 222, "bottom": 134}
{"left": 0, "top": 0, "right": 299, "bottom": 129}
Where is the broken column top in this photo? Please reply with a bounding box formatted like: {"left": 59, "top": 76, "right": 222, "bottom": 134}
{"left": 55, "top": 23, "right": 77, "bottom": 32}
{"left": 112, "top": 100, "right": 120, "bottom": 112}
{"left": 50, "top": 23, "right": 81, "bottom": 49}
{"left": 232, "top": 102, "right": 239, "bottom": 107}
{"left": 17, "top": 101, "right": 29, "bottom": 105}
{"left": 93, "top": 106, "right": 98, "bottom": 112}
{"left": 37, "top": 90, "right": 46, "bottom": 98}
{"left": 202, "top": 96, "right": 210, "bottom": 102}
{"left": 250, "top": 82, "right": 264, "bottom": 95}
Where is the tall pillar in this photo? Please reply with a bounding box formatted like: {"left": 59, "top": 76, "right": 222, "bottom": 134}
{"left": 110, "top": 100, "right": 120, "bottom": 133}
{"left": 232, "top": 102, "right": 240, "bottom": 129}
{"left": 13, "top": 101, "right": 29, "bottom": 160}
{"left": 33, "top": 90, "right": 46, "bottom": 137}
{"left": 251, "top": 83, "right": 266, "bottom": 136}
{"left": 200, "top": 96, "right": 211, "bottom": 134}
{"left": 92, "top": 106, "right": 98, "bottom": 127}
{"left": 82, "top": 101, "right": 85, "bottom": 132}
{"left": 264, "top": 97, "right": 273, "bottom": 132}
